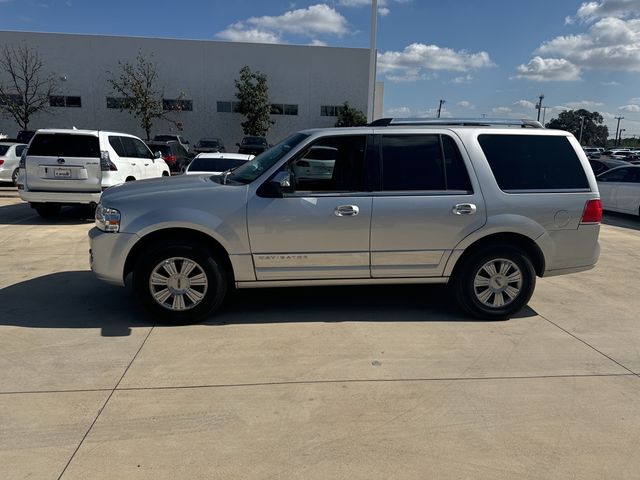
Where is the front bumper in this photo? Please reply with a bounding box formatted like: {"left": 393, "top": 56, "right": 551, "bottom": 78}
{"left": 89, "top": 227, "right": 139, "bottom": 286}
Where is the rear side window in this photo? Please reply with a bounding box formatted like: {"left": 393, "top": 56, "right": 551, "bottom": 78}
{"left": 28, "top": 134, "right": 99, "bottom": 158}
{"left": 15, "top": 145, "right": 26, "bottom": 156}
{"left": 109, "top": 136, "right": 127, "bottom": 157}
{"left": 0, "top": 145, "right": 9, "bottom": 155}
{"left": 381, "top": 134, "right": 472, "bottom": 192}
{"left": 479, "top": 134, "right": 589, "bottom": 191}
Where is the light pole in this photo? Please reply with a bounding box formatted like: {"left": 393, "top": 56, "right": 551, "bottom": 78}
{"left": 614, "top": 116, "right": 624, "bottom": 147}
{"left": 618, "top": 128, "right": 626, "bottom": 146}
{"left": 437, "top": 99, "right": 445, "bottom": 118}
{"left": 367, "top": 0, "right": 378, "bottom": 123}
{"left": 536, "top": 94, "right": 545, "bottom": 122}
{"left": 541, "top": 106, "right": 548, "bottom": 124}
{"left": 578, "top": 116, "right": 585, "bottom": 145}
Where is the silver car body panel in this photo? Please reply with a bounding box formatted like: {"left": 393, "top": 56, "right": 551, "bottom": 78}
{"left": 90, "top": 125, "right": 601, "bottom": 289}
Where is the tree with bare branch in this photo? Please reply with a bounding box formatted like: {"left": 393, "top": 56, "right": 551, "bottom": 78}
{"left": 107, "top": 52, "right": 166, "bottom": 140}
{"left": 0, "top": 44, "right": 59, "bottom": 131}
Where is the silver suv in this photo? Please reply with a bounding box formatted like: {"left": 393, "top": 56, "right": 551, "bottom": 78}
{"left": 89, "top": 119, "right": 602, "bottom": 323}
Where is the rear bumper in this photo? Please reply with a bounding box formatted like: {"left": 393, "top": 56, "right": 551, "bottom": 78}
{"left": 536, "top": 224, "right": 601, "bottom": 277}
{"left": 19, "top": 189, "right": 102, "bottom": 204}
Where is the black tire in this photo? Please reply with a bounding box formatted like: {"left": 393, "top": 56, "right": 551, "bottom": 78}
{"left": 451, "top": 245, "right": 536, "bottom": 320}
{"left": 11, "top": 168, "right": 19, "bottom": 186}
{"left": 33, "top": 203, "right": 61, "bottom": 218}
{"left": 133, "top": 241, "right": 228, "bottom": 324}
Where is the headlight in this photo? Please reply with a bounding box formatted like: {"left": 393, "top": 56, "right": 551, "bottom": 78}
{"left": 95, "top": 203, "right": 121, "bottom": 233}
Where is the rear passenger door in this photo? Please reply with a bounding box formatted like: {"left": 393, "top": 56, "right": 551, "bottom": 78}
{"left": 369, "top": 132, "right": 486, "bottom": 277}
{"left": 613, "top": 168, "right": 640, "bottom": 214}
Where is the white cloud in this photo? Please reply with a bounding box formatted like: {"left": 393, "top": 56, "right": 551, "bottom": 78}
{"left": 562, "top": 100, "right": 605, "bottom": 109}
{"left": 513, "top": 99, "right": 536, "bottom": 109}
{"left": 416, "top": 107, "right": 451, "bottom": 117}
{"left": 216, "top": 4, "right": 348, "bottom": 43}
{"left": 309, "top": 39, "right": 327, "bottom": 46}
{"left": 377, "top": 43, "right": 494, "bottom": 83}
{"left": 575, "top": 0, "right": 640, "bottom": 22}
{"left": 378, "top": 7, "right": 390, "bottom": 16}
{"left": 514, "top": 56, "right": 582, "bottom": 81}
{"left": 536, "top": 17, "right": 640, "bottom": 71}
{"left": 629, "top": 97, "right": 640, "bottom": 104}
{"left": 619, "top": 104, "right": 640, "bottom": 112}
{"left": 457, "top": 100, "right": 475, "bottom": 109}
{"left": 492, "top": 107, "right": 512, "bottom": 114}
{"left": 216, "top": 26, "right": 281, "bottom": 44}
{"left": 452, "top": 74, "right": 473, "bottom": 84}
{"left": 602, "top": 80, "right": 620, "bottom": 86}
{"left": 386, "top": 106, "right": 412, "bottom": 116}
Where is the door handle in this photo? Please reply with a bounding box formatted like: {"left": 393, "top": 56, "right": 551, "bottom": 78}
{"left": 335, "top": 205, "right": 360, "bottom": 217}
{"left": 131, "top": 163, "right": 136, "bottom": 166}
{"left": 452, "top": 203, "right": 477, "bottom": 215}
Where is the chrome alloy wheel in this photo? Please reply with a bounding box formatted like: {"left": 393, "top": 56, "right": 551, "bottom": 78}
{"left": 149, "top": 257, "right": 208, "bottom": 311}
{"left": 473, "top": 258, "right": 522, "bottom": 309}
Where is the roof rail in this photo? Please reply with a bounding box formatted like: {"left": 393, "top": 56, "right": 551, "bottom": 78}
{"left": 368, "top": 117, "right": 544, "bottom": 128}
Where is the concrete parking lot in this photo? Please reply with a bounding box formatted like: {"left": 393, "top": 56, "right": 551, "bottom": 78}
{"left": 1, "top": 184, "right": 640, "bottom": 479}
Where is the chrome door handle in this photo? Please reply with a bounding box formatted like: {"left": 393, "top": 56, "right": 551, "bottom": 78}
{"left": 335, "top": 205, "right": 360, "bottom": 217}
{"left": 452, "top": 203, "right": 477, "bottom": 215}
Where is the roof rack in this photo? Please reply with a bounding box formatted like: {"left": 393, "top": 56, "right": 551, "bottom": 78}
{"left": 368, "top": 117, "right": 544, "bottom": 128}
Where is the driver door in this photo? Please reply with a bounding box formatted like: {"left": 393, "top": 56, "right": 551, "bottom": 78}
{"left": 247, "top": 135, "right": 373, "bottom": 280}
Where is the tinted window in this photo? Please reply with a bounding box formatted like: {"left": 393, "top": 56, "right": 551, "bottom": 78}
{"left": 289, "top": 135, "right": 366, "bottom": 192}
{"left": 0, "top": 145, "right": 9, "bottom": 155}
{"left": 589, "top": 160, "right": 606, "bottom": 175}
{"left": 109, "top": 136, "right": 126, "bottom": 157}
{"left": 15, "top": 145, "right": 26, "bottom": 156}
{"left": 28, "top": 134, "right": 99, "bottom": 158}
{"left": 598, "top": 168, "right": 634, "bottom": 182}
{"left": 479, "top": 135, "right": 589, "bottom": 191}
{"left": 132, "top": 138, "right": 153, "bottom": 159}
{"left": 442, "top": 136, "right": 472, "bottom": 191}
{"left": 381, "top": 135, "right": 445, "bottom": 191}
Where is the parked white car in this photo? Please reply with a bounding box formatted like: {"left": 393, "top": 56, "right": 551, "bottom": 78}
{"left": 0, "top": 142, "right": 27, "bottom": 185}
{"left": 19, "top": 129, "right": 170, "bottom": 217}
{"left": 184, "top": 152, "right": 253, "bottom": 175}
{"left": 597, "top": 165, "right": 640, "bottom": 216}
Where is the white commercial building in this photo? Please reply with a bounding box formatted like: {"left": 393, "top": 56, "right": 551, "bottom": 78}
{"left": 0, "top": 31, "right": 380, "bottom": 147}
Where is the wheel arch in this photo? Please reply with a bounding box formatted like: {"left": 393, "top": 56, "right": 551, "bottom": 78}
{"left": 124, "top": 227, "right": 234, "bottom": 283}
{"left": 447, "top": 232, "right": 546, "bottom": 279}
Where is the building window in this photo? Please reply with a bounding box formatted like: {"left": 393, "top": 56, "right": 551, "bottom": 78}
{"left": 321, "top": 105, "right": 344, "bottom": 117}
{"left": 0, "top": 94, "right": 23, "bottom": 107}
{"left": 49, "top": 95, "right": 82, "bottom": 108}
{"left": 270, "top": 103, "right": 299, "bottom": 116}
{"left": 106, "top": 97, "right": 135, "bottom": 109}
{"left": 217, "top": 101, "right": 241, "bottom": 113}
{"left": 163, "top": 99, "right": 193, "bottom": 112}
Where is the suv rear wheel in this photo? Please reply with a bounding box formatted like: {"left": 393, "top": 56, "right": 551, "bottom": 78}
{"left": 452, "top": 245, "right": 536, "bottom": 320}
{"left": 133, "top": 241, "right": 227, "bottom": 324}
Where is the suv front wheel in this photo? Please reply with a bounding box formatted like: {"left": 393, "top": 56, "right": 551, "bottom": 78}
{"left": 133, "top": 241, "right": 227, "bottom": 324}
{"left": 452, "top": 246, "right": 536, "bottom": 320}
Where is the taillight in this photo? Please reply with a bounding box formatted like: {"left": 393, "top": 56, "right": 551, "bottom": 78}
{"left": 581, "top": 199, "right": 602, "bottom": 224}
{"left": 163, "top": 154, "right": 177, "bottom": 165}
{"left": 19, "top": 149, "right": 26, "bottom": 168}
{"left": 0, "top": 160, "right": 4, "bottom": 166}
{"left": 100, "top": 150, "right": 117, "bottom": 171}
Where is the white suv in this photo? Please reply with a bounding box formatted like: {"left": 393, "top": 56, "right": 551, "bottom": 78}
{"left": 19, "top": 129, "right": 170, "bottom": 217}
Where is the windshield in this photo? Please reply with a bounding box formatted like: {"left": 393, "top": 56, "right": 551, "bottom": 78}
{"left": 226, "top": 133, "right": 309, "bottom": 184}
{"left": 154, "top": 135, "right": 176, "bottom": 142}
{"left": 242, "top": 136, "right": 267, "bottom": 145}
{"left": 189, "top": 157, "right": 247, "bottom": 172}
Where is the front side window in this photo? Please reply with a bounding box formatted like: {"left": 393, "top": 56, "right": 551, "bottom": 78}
{"left": 479, "top": 134, "right": 589, "bottom": 191}
{"left": 287, "top": 135, "right": 366, "bottom": 192}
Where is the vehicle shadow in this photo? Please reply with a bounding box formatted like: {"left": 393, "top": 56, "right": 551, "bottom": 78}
{"left": 0, "top": 271, "right": 537, "bottom": 336}
{"left": 0, "top": 201, "right": 94, "bottom": 225}
{"left": 603, "top": 212, "right": 640, "bottom": 231}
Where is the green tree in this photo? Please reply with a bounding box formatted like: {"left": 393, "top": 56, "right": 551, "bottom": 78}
{"left": 546, "top": 109, "right": 608, "bottom": 146}
{"left": 107, "top": 51, "right": 164, "bottom": 140}
{"left": 0, "top": 44, "right": 59, "bottom": 131}
{"left": 335, "top": 101, "right": 367, "bottom": 127}
{"left": 234, "top": 66, "right": 274, "bottom": 136}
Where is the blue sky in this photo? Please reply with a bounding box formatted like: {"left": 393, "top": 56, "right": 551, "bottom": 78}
{"left": 1, "top": 0, "right": 640, "bottom": 137}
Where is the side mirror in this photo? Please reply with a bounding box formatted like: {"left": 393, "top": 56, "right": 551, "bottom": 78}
{"left": 154, "top": 151, "right": 162, "bottom": 159}
{"left": 261, "top": 171, "right": 293, "bottom": 197}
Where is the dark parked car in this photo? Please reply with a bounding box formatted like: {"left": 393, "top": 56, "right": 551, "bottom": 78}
{"left": 145, "top": 140, "right": 191, "bottom": 173}
{"left": 589, "top": 158, "right": 628, "bottom": 176}
{"left": 237, "top": 136, "right": 269, "bottom": 155}
{"left": 153, "top": 134, "right": 190, "bottom": 154}
{"left": 17, "top": 130, "right": 36, "bottom": 143}
{"left": 193, "top": 138, "right": 225, "bottom": 154}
